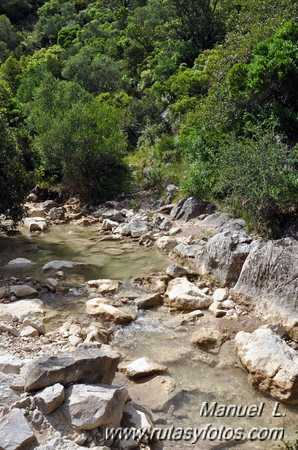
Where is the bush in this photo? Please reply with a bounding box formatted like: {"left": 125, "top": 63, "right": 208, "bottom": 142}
{"left": 0, "top": 116, "right": 28, "bottom": 222}
{"left": 185, "top": 127, "right": 298, "bottom": 236}
{"left": 28, "top": 77, "right": 130, "bottom": 203}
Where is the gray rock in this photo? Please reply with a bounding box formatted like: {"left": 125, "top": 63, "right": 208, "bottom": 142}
{"left": 166, "top": 263, "right": 189, "bottom": 278}
{"left": 0, "top": 373, "right": 19, "bottom": 407}
{"left": 23, "top": 347, "right": 120, "bottom": 392}
{"left": 35, "top": 383, "right": 65, "bottom": 414}
{"left": 233, "top": 238, "right": 298, "bottom": 318}
{"left": 0, "top": 409, "right": 36, "bottom": 450}
{"left": 120, "top": 357, "right": 167, "bottom": 379}
{"left": 35, "top": 438, "right": 105, "bottom": 450}
{"left": 196, "top": 230, "right": 252, "bottom": 285}
{"left": 64, "top": 383, "right": 128, "bottom": 430}
{"left": 171, "top": 197, "right": 208, "bottom": 221}
{"left": 10, "top": 285, "right": 37, "bottom": 298}
{"left": 102, "top": 209, "right": 124, "bottom": 222}
{"left": 23, "top": 217, "right": 48, "bottom": 232}
{"left": 48, "top": 207, "right": 65, "bottom": 221}
{"left": 0, "top": 350, "right": 23, "bottom": 374}
{"left": 173, "top": 243, "right": 198, "bottom": 259}
{"left": 0, "top": 299, "right": 44, "bottom": 321}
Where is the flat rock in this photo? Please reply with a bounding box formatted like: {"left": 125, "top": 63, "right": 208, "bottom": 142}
{"left": 135, "top": 293, "right": 162, "bottom": 308}
{"left": 7, "top": 258, "right": 36, "bottom": 267}
{"left": 235, "top": 326, "right": 298, "bottom": 404}
{"left": 64, "top": 383, "right": 128, "bottom": 430}
{"left": 120, "top": 357, "right": 167, "bottom": 379}
{"left": 10, "top": 285, "right": 37, "bottom": 298}
{"left": 0, "top": 409, "right": 36, "bottom": 450}
{"left": 23, "top": 347, "right": 120, "bottom": 392}
{"left": 128, "top": 375, "right": 182, "bottom": 412}
{"left": 165, "top": 277, "right": 212, "bottom": 311}
{"left": 86, "top": 303, "right": 135, "bottom": 324}
{"left": 212, "top": 288, "right": 229, "bottom": 302}
{"left": 43, "top": 260, "right": 87, "bottom": 272}
{"left": 85, "top": 297, "right": 110, "bottom": 315}
{"left": 87, "top": 279, "right": 122, "bottom": 294}
{"left": 0, "top": 299, "right": 44, "bottom": 321}
{"left": 0, "top": 350, "right": 23, "bottom": 374}
{"left": 20, "top": 326, "right": 39, "bottom": 337}
{"left": 35, "top": 383, "right": 65, "bottom": 414}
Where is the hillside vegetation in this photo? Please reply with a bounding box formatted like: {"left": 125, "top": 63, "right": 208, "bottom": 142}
{"left": 0, "top": 0, "right": 297, "bottom": 235}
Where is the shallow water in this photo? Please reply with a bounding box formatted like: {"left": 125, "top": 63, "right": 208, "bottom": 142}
{"left": 0, "top": 225, "right": 297, "bottom": 449}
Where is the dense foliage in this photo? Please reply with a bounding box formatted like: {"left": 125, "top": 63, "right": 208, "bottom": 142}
{"left": 0, "top": 0, "right": 297, "bottom": 233}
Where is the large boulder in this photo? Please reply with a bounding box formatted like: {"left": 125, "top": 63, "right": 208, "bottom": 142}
{"left": 0, "top": 299, "right": 44, "bottom": 321}
{"left": 233, "top": 238, "right": 298, "bottom": 318}
{"left": 0, "top": 409, "right": 36, "bottom": 450}
{"left": 171, "top": 197, "right": 208, "bottom": 222}
{"left": 235, "top": 327, "right": 298, "bottom": 404}
{"left": 165, "top": 277, "right": 212, "bottom": 311}
{"left": 195, "top": 230, "right": 252, "bottom": 285}
{"left": 64, "top": 383, "right": 128, "bottom": 430}
{"left": 23, "top": 347, "right": 120, "bottom": 392}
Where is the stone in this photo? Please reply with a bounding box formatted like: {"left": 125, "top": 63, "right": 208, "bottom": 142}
{"left": 87, "top": 279, "right": 122, "bottom": 294}
{"left": 7, "top": 258, "right": 36, "bottom": 267}
{"left": 173, "top": 243, "right": 198, "bottom": 259}
{"left": 233, "top": 238, "right": 298, "bottom": 318}
{"left": 0, "top": 299, "right": 44, "bottom": 321}
{"left": 221, "top": 299, "right": 236, "bottom": 310}
{"left": 42, "top": 260, "right": 87, "bottom": 272}
{"left": 48, "top": 207, "right": 65, "bottom": 221}
{"left": 212, "top": 288, "right": 229, "bottom": 302}
{"left": 0, "top": 409, "right": 36, "bottom": 450}
{"left": 23, "top": 217, "right": 48, "bottom": 232}
{"left": 235, "top": 326, "right": 298, "bottom": 404}
{"left": 0, "top": 287, "right": 8, "bottom": 299}
{"left": 209, "top": 302, "right": 227, "bottom": 318}
{"left": 74, "top": 217, "right": 93, "bottom": 227}
{"left": 128, "top": 375, "right": 182, "bottom": 412}
{"left": 64, "top": 383, "right": 128, "bottom": 430}
{"left": 192, "top": 328, "right": 225, "bottom": 354}
{"left": 195, "top": 230, "right": 252, "bottom": 285}
{"left": 23, "top": 347, "right": 120, "bottom": 392}
{"left": 35, "top": 383, "right": 65, "bottom": 415}
{"left": 27, "top": 193, "right": 38, "bottom": 202}
{"left": 23, "top": 318, "right": 46, "bottom": 335}
{"left": 0, "top": 350, "right": 23, "bottom": 374}
{"left": 10, "top": 285, "right": 37, "bottom": 298}
{"left": 120, "top": 357, "right": 167, "bottom": 379}
{"left": 0, "top": 322, "right": 18, "bottom": 336}
{"left": 155, "top": 236, "right": 177, "bottom": 252}
{"left": 171, "top": 197, "right": 208, "bottom": 221}
{"left": 45, "top": 278, "right": 59, "bottom": 291}
{"left": 20, "top": 326, "right": 39, "bottom": 338}
{"left": 86, "top": 303, "right": 135, "bottom": 324}
{"left": 166, "top": 263, "right": 189, "bottom": 278}
{"left": 116, "top": 220, "right": 149, "bottom": 238}
{"left": 85, "top": 298, "right": 110, "bottom": 315}
{"left": 102, "top": 219, "right": 119, "bottom": 231}
{"left": 102, "top": 209, "right": 124, "bottom": 222}
{"left": 31, "top": 408, "right": 43, "bottom": 427}
{"left": 35, "top": 438, "right": 104, "bottom": 450}
{"left": 121, "top": 402, "right": 153, "bottom": 446}
{"left": 0, "top": 373, "right": 19, "bottom": 407}
{"left": 135, "top": 293, "right": 162, "bottom": 308}
{"left": 165, "top": 277, "right": 212, "bottom": 311}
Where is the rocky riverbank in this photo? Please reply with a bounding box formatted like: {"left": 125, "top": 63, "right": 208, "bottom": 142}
{"left": 0, "top": 191, "right": 297, "bottom": 449}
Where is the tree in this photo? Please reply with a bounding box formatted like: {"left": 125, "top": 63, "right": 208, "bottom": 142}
{"left": 0, "top": 116, "right": 28, "bottom": 222}
{"left": 28, "top": 76, "right": 130, "bottom": 202}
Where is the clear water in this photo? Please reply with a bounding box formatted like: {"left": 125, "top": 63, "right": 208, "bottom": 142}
{"left": 0, "top": 225, "right": 297, "bottom": 449}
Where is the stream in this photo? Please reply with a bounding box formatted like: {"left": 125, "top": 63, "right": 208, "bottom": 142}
{"left": 0, "top": 224, "right": 297, "bottom": 449}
